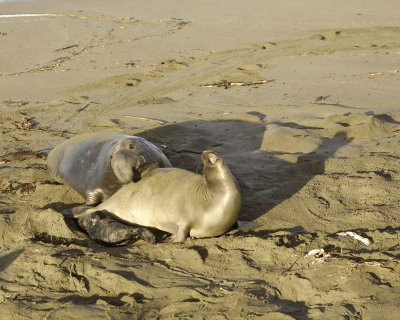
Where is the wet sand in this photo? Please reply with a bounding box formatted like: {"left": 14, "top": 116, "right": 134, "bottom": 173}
{"left": 1, "top": 1, "right": 400, "bottom": 319}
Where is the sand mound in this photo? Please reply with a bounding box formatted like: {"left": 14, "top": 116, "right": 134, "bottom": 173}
{"left": 1, "top": 209, "right": 79, "bottom": 248}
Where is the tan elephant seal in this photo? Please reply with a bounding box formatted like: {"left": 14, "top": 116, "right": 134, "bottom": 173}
{"left": 47, "top": 132, "right": 172, "bottom": 205}
{"left": 73, "top": 150, "right": 241, "bottom": 243}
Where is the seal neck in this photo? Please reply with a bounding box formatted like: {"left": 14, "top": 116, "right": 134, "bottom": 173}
{"left": 203, "top": 162, "right": 239, "bottom": 194}
{"left": 201, "top": 162, "right": 241, "bottom": 231}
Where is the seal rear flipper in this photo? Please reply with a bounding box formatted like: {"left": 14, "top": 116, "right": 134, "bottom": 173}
{"left": 78, "top": 210, "right": 156, "bottom": 246}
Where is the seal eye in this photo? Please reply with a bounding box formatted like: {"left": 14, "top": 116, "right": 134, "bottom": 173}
{"left": 129, "top": 144, "right": 135, "bottom": 150}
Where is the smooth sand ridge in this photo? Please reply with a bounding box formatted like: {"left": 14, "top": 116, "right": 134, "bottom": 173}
{"left": 0, "top": 0, "right": 400, "bottom": 319}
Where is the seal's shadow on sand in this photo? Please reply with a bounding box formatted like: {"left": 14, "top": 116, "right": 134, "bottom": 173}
{"left": 139, "top": 119, "right": 350, "bottom": 223}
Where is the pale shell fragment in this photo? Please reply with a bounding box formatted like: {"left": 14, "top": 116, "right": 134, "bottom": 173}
{"left": 306, "top": 248, "right": 325, "bottom": 257}
{"left": 337, "top": 231, "right": 370, "bottom": 245}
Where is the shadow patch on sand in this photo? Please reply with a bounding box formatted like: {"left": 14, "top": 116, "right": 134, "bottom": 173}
{"left": 274, "top": 299, "right": 309, "bottom": 320}
{"left": 366, "top": 112, "right": 400, "bottom": 125}
{"left": 58, "top": 292, "right": 147, "bottom": 306}
{"left": 0, "top": 248, "right": 24, "bottom": 272}
{"left": 138, "top": 120, "right": 350, "bottom": 221}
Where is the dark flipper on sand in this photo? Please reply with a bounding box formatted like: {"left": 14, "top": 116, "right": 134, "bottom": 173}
{"left": 77, "top": 210, "right": 156, "bottom": 246}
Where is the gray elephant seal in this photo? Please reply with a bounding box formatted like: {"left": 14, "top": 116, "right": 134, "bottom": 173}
{"left": 74, "top": 150, "right": 241, "bottom": 243}
{"left": 47, "top": 132, "right": 172, "bottom": 205}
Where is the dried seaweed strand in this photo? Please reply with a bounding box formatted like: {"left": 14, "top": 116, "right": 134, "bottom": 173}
{"left": 202, "top": 79, "right": 268, "bottom": 89}
{"left": 120, "top": 115, "right": 168, "bottom": 125}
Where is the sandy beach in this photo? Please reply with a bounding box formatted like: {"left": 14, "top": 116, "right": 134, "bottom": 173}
{"left": 1, "top": 1, "right": 400, "bottom": 319}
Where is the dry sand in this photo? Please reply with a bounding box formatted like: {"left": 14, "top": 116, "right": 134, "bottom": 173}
{"left": 1, "top": 1, "right": 400, "bottom": 319}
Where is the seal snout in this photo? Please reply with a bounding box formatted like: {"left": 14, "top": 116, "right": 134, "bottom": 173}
{"left": 202, "top": 150, "right": 219, "bottom": 166}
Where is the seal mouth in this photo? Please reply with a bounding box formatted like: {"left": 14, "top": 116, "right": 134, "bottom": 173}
{"left": 201, "top": 150, "right": 219, "bottom": 166}
{"left": 134, "top": 155, "right": 146, "bottom": 170}
{"left": 130, "top": 156, "right": 144, "bottom": 182}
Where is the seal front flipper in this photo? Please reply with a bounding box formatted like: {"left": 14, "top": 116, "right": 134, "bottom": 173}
{"left": 170, "top": 224, "right": 190, "bottom": 243}
{"left": 85, "top": 188, "right": 109, "bottom": 206}
{"left": 78, "top": 210, "right": 156, "bottom": 245}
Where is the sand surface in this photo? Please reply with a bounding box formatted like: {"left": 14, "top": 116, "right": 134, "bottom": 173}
{"left": 1, "top": 1, "right": 400, "bottom": 319}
